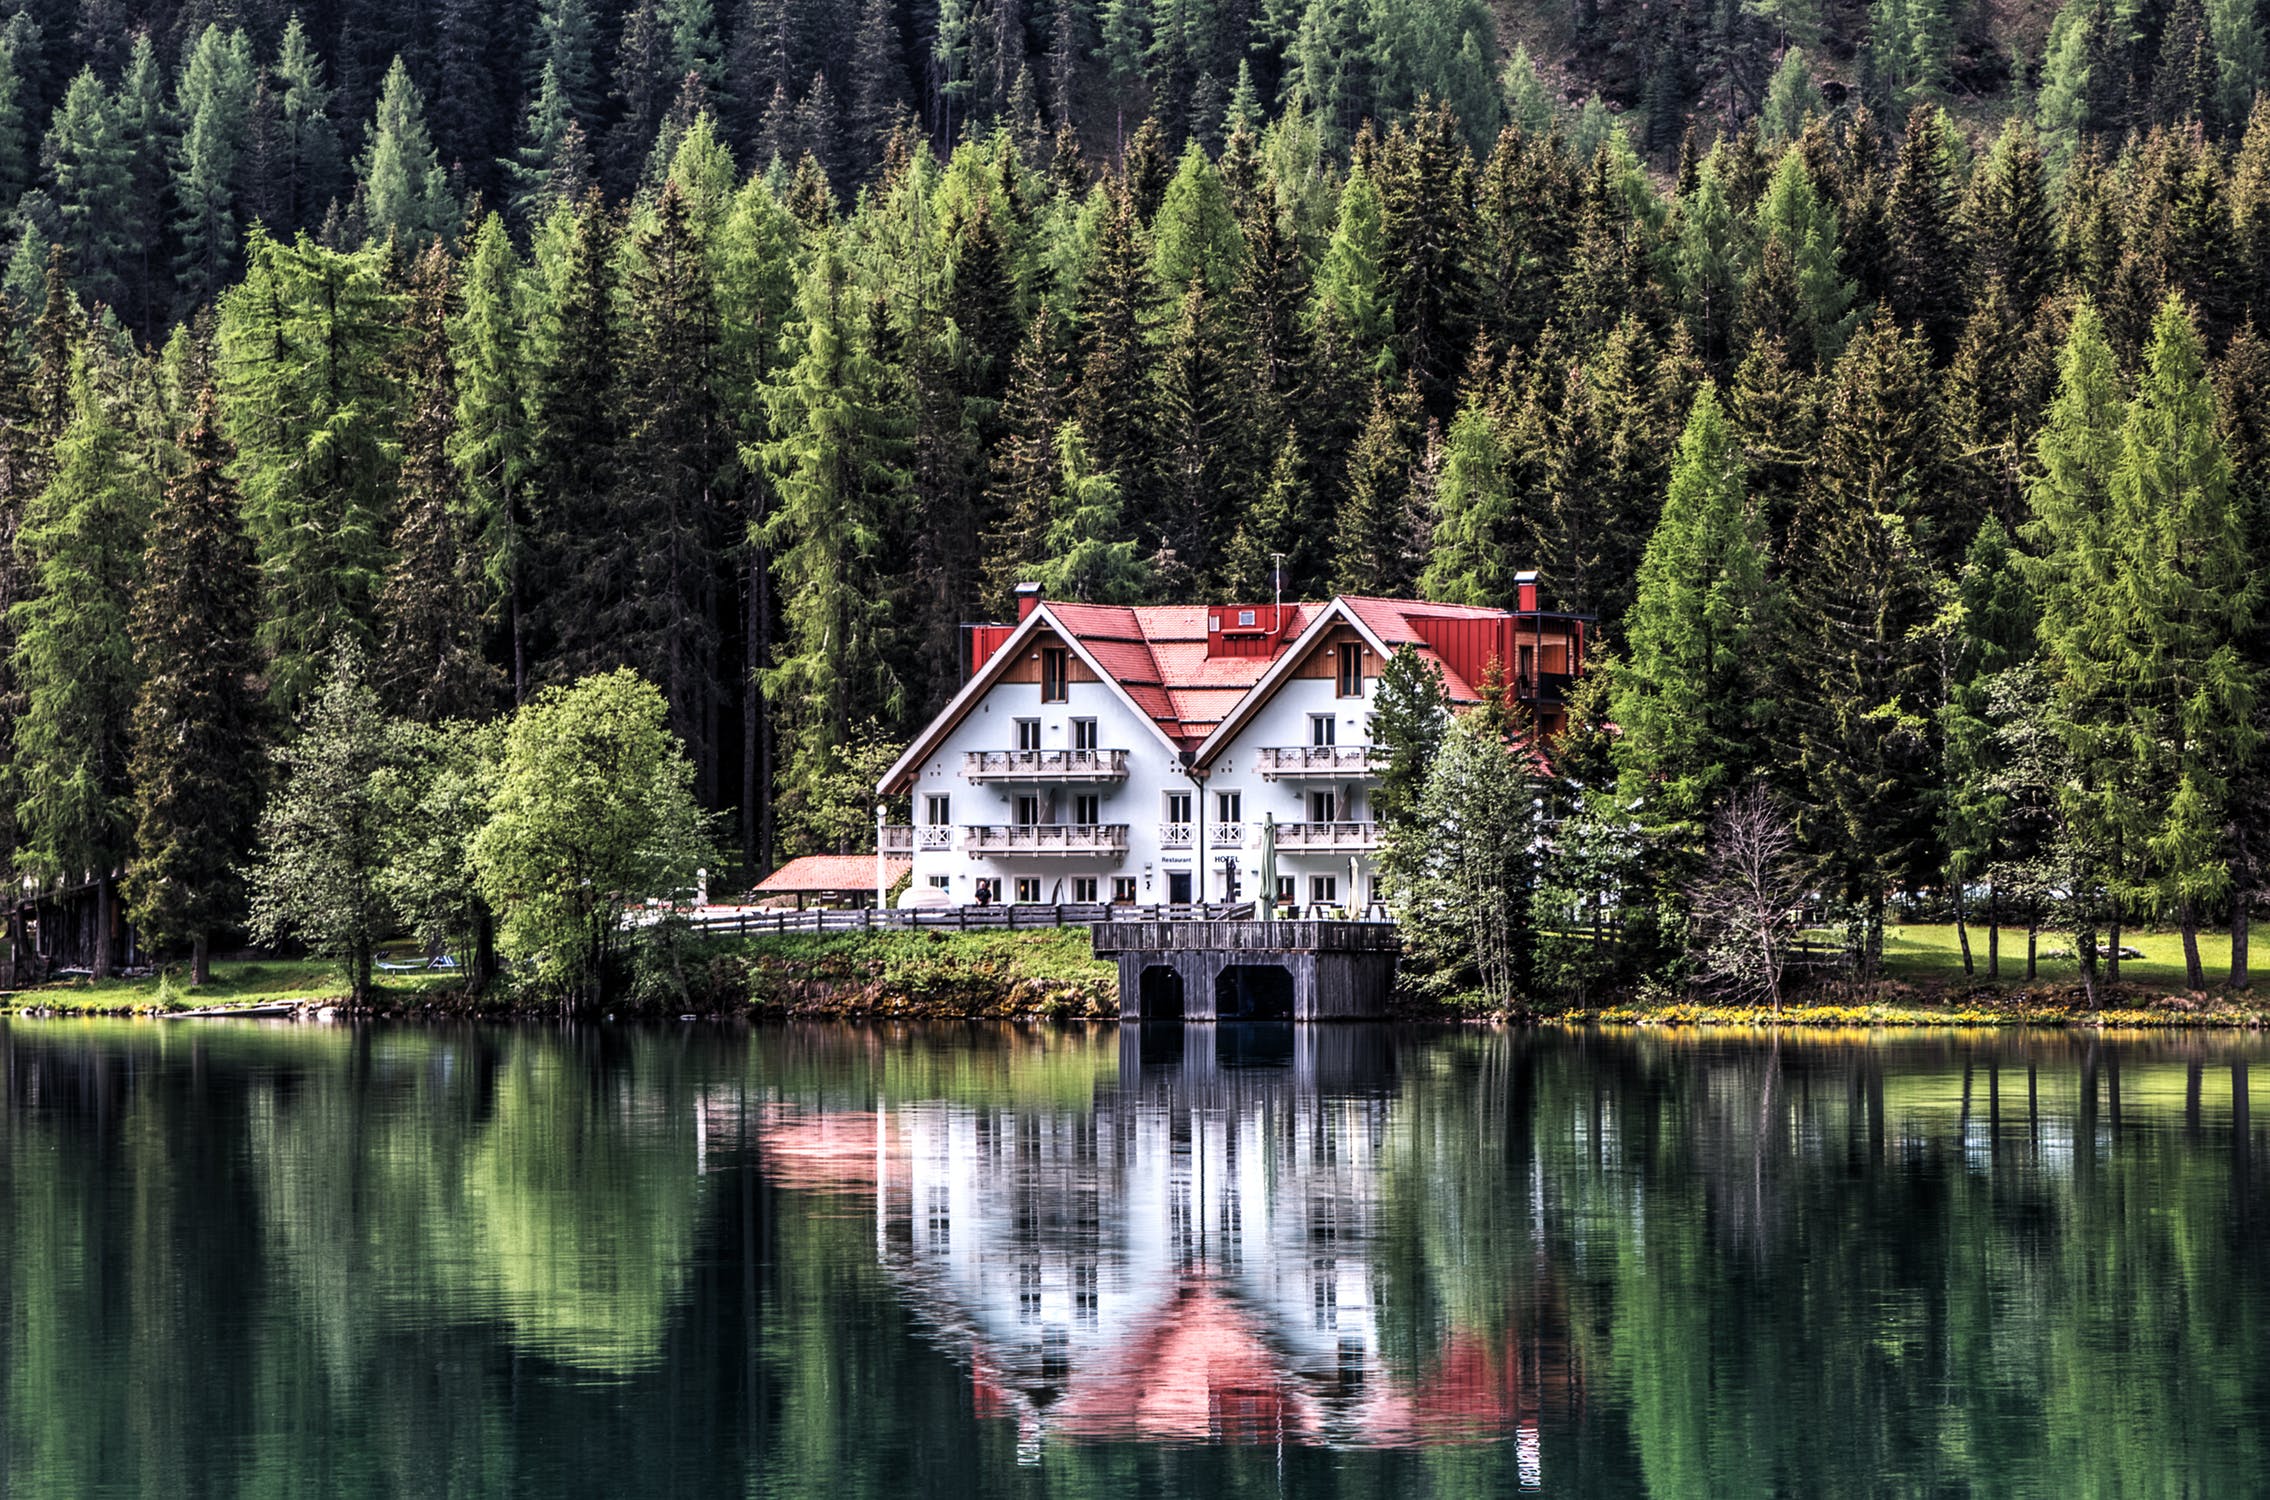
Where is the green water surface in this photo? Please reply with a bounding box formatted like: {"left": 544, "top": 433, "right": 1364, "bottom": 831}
{"left": 1, "top": 1019, "right": 2264, "bottom": 1497}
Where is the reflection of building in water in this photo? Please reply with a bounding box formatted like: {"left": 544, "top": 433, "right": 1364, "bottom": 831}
{"left": 722, "top": 1026, "right": 1566, "bottom": 1461}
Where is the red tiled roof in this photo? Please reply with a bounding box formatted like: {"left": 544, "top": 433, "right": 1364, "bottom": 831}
{"left": 752, "top": 854, "right": 911, "bottom": 893}
{"left": 1045, "top": 601, "right": 1319, "bottom": 747}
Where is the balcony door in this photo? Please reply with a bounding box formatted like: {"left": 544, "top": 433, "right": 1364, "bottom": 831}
{"left": 1309, "top": 714, "right": 1336, "bottom": 747}
{"left": 1308, "top": 789, "right": 1337, "bottom": 823}
{"left": 1014, "top": 794, "right": 1042, "bottom": 827}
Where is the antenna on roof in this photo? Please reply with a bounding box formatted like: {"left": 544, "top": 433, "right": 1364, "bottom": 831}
{"left": 1271, "top": 551, "right": 1285, "bottom": 634}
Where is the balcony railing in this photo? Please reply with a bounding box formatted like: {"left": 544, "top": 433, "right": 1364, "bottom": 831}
{"left": 1159, "top": 823, "right": 1193, "bottom": 849}
{"left": 962, "top": 824, "right": 1131, "bottom": 855}
{"left": 964, "top": 748, "right": 1129, "bottom": 781}
{"left": 882, "top": 825, "right": 957, "bottom": 853}
{"left": 1253, "top": 745, "right": 1383, "bottom": 778}
{"left": 1272, "top": 820, "right": 1382, "bottom": 852}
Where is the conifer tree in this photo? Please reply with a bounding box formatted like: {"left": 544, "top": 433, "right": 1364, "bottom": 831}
{"left": 43, "top": 68, "right": 129, "bottom": 315}
{"left": 1035, "top": 421, "right": 1148, "bottom": 602}
{"left": 110, "top": 32, "right": 168, "bottom": 332}
{"left": 1961, "top": 119, "right": 2057, "bottom": 317}
{"left": 981, "top": 301, "right": 1070, "bottom": 610}
{"left": 378, "top": 246, "right": 503, "bottom": 724}
{"left": 845, "top": 0, "right": 905, "bottom": 176}
{"left": 1377, "top": 101, "right": 1478, "bottom": 414}
{"left": 1220, "top": 424, "right": 1309, "bottom": 599}
{"left": 218, "top": 232, "right": 403, "bottom": 711}
{"left": 613, "top": 179, "right": 730, "bottom": 797}
{"left": 2023, "top": 301, "right": 2139, "bottom": 989}
{"left": 1939, "top": 514, "right": 2036, "bottom": 976}
{"left": 171, "top": 24, "right": 256, "bottom": 316}
{"left": 1146, "top": 271, "right": 1247, "bottom": 588}
{"left": 1310, "top": 164, "right": 1394, "bottom": 379}
{"left": 525, "top": 199, "right": 621, "bottom": 681}
{"left": 1333, "top": 381, "right": 1419, "bottom": 595}
{"left": 1613, "top": 383, "right": 1780, "bottom": 834}
{"left": 1071, "top": 179, "right": 1152, "bottom": 478}
{"left": 533, "top": 0, "right": 605, "bottom": 127}
{"left": 359, "top": 58, "right": 456, "bottom": 246}
{"left": 10, "top": 352, "right": 149, "bottom": 978}
{"left": 451, "top": 214, "right": 532, "bottom": 700}
{"left": 2109, "top": 298, "right": 2259, "bottom": 987}
{"left": 123, "top": 388, "right": 261, "bottom": 983}
{"left": 1420, "top": 388, "right": 1519, "bottom": 606}
{"left": 1750, "top": 150, "right": 1855, "bottom": 367}
{"left": 1884, "top": 105, "right": 1964, "bottom": 359}
{"left": 760, "top": 232, "right": 910, "bottom": 837}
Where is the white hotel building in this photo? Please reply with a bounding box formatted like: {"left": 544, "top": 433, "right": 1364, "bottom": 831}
{"left": 878, "top": 581, "right": 1588, "bottom": 912}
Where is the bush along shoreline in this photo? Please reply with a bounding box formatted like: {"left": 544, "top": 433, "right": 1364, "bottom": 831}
{"left": 10, "top": 930, "right": 2270, "bottom": 1027}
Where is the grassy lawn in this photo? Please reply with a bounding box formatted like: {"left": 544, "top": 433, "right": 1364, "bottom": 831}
{"left": 1873, "top": 921, "right": 2261, "bottom": 990}
{"left": 2, "top": 957, "right": 465, "bottom": 1013}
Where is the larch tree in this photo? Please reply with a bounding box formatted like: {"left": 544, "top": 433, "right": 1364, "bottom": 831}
{"left": 123, "top": 387, "right": 262, "bottom": 983}
{"left": 358, "top": 57, "right": 455, "bottom": 246}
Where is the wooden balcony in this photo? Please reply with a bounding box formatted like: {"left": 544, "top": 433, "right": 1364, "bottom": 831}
{"left": 962, "top": 824, "right": 1131, "bottom": 856}
{"left": 963, "top": 749, "right": 1129, "bottom": 781}
{"left": 1253, "top": 745, "right": 1383, "bottom": 779}
{"left": 1272, "top": 820, "right": 1382, "bottom": 852}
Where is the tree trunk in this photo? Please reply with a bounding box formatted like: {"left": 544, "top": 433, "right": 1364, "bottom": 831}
{"left": 1986, "top": 878, "right": 1999, "bottom": 981}
{"left": 2180, "top": 894, "right": 2204, "bottom": 991}
{"left": 191, "top": 931, "right": 211, "bottom": 987}
{"left": 2078, "top": 926, "right": 2098, "bottom": 1009}
{"left": 91, "top": 876, "right": 113, "bottom": 981}
{"left": 471, "top": 909, "right": 496, "bottom": 990}
{"left": 2027, "top": 908, "right": 2038, "bottom": 981}
{"left": 2107, "top": 913, "right": 2121, "bottom": 987}
{"left": 2233, "top": 882, "right": 2251, "bottom": 991}
{"left": 352, "top": 943, "right": 373, "bottom": 1004}
{"left": 1953, "top": 878, "right": 1973, "bottom": 975}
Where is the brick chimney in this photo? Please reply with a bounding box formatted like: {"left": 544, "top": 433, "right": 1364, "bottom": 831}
{"left": 1014, "top": 582, "right": 1042, "bottom": 621}
{"left": 1515, "top": 570, "right": 1538, "bottom": 613}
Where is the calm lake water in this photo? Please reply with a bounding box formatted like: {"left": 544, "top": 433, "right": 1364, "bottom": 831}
{"left": 1, "top": 1020, "right": 2266, "bottom": 1497}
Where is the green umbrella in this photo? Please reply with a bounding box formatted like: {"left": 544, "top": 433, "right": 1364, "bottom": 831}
{"left": 1258, "top": 812, "right": 1278, "bottom": 917}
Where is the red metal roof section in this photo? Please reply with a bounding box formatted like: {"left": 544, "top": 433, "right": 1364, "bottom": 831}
{"left": 959, "top": 595, "right": 1580, "bottom": 753}
{"left": 752, "top": 854, "right": 910, "bottom": 893}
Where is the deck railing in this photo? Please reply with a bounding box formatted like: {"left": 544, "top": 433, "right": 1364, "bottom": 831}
{"left": 961, "top": 823, "right": 1131, "bottom": 854}
{"left": 1253, "top": 745, "right": 1383, "bottom": 778}
{"left": 964, "top": 749, "right": 1129, "bottom": 780}
{"left": 1272, "top": 820, "right": 1382, "bottom": 851}
{"left": 662, "top": 901, "right": 1256, "bottom": 938}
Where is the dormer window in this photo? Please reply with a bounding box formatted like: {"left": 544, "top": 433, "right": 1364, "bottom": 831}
{"left": 1041, "top": 646, "right": 1069, "bottom": 703}
{"left": 1238, "top": 609, "right": 1256, "bottom": 627}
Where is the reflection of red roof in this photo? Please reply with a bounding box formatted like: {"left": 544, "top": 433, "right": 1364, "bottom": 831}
{"left": 1053, "top": 1281, "right": 1304, "bottom": 1444}
{"left": 752, "top": 855, "right": 910, "bottom": 894}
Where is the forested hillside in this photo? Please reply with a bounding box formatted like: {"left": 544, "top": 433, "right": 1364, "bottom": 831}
{"left": 0, "top": 0, "right": 2267, "bottom": 997}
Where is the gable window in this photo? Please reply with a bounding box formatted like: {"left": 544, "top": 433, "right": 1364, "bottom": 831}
{"left": 1041, "top": 646, "right": 1069, "bottom": 703}
{"left": 1217, "top": 790, "right": 1241, "bottom": 824}
{"left": 924, "top": 794, "right": 951, "bottom": 826}
{"left": 1072, "top": 717, "right": 1098, "bottom": 750}
{"left": 1310, "top": 714, "right": 1337, "bottom": 748}
{"left": 1164, "top": 791, "right": 1192, "bottom": 825}
{"left": 1015, "top": 718, "right": 1042, "bottom": 751}
{"left": 1336, "top": 641, "right": 1363, "bottom": 697}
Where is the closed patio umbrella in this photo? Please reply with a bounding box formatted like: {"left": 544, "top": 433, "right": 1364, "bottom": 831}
{"left": 1259, "top": 813, "right": 1278, "bottom": 917}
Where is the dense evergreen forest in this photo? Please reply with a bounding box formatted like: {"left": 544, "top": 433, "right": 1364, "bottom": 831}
{"left": 0, "top": 0, "right": 2267, "bottom": 998}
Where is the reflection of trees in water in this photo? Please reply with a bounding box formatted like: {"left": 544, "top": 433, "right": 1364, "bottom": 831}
{"left": 2, "top": 1021, "right": 2267, "bottom": 1495}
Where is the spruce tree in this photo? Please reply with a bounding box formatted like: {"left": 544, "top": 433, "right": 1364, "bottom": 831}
{"left": 1377, "top": 101, "right": 1479, "bottom": 415}
{"left": 1220, "top": 423, "right": 1308, "bottom": 600}
{"left": 1420, "top": 387, "right": 1519, "bottom": 606}
{"left": 1035, "top": 421, "right": 1149, "bottom": 602}
{"left": 760, "top": 232, "right": 910, "bottom": 839}
{"left": 1612, "top": 382, "right": 1780, "bottom": 838}
{"left": 10, "top": 352, "right": 149, "bottom": 979}
{"left": 171, "top": 25, "right": 256, "bottom": 317}
{"left": 123, "top": 388, "right": 262, "bottom": 983}
{"left": 42, "top": 68, "right": 129, "bottom": 315}
{"left": 2023, "top": 301, "right": 2139, "bottom": 989}
{"left": 525, "top": 198, "right": 621, "bottom": 683}
{"left": 359, "top": 58, "right": 456, "bottom": 246}
{"left": 1333, "top": 381, "right": 1419, "bottom": 595}
{"left": 2110, "top": 298, "right": 2259, "bottom": 987}
{"left": 980, "top": 301, "right": 1070, "bottom": 610}
{"left": 1939, "top": 514, "right": 2037, "bottom": 976}
{"left": 1883, "top": 104, "right": 1964, "bottom": 360}
{"left": 1146, "top": 271, "right": 1247, "bottom": 589}
{"left": 1070, "top": 179, "right": 1152, "bottom": 480}
{"left": 533, "top": 0, "right": 606, "bottom": 127}
{"left": 451, "top": 214, "right": 533, "bottom": 701}
{"left": 378, "top": 246, "right": 503, "bottom": 724}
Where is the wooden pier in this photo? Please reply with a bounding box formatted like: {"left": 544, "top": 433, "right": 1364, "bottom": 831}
{"left": 1090, "top": 920, "right": 1400, "bottom": 1021}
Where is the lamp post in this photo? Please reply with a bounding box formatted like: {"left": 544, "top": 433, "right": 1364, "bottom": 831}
{"left": 875, "top": 803, "right": 887, "bottom": 911}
